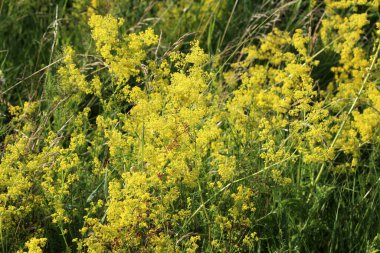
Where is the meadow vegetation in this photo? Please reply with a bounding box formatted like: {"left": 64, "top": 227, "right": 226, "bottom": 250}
{"left": 0, "top": 0, "right": 380, "bottom": 252}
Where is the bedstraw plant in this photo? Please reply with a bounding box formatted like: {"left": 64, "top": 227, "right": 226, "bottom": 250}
{"left": 0, "top": 0, "right": 379, "bottom": 252}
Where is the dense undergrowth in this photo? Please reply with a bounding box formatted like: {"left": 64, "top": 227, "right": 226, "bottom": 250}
{"left": 0, "top": 0, "right": 380, "bottom": 252}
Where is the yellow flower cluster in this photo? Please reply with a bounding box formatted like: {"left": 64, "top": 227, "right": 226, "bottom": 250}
{"left": 209, "top": 185, "right": 257, "bottom": 252}
{"left": 58, "top": 46, "right": 88, "bottom": 93}
{"left": 226, "top": 27, "right": 331, "bottom": 171}
{"left": 78, "top": 17, "right": 238, "bottom": 250}
{"left": 17, "top": 237, "right": 47, "bottom": 253}
{"left": 89, "top": 14, "right": 158, "bottom": 85}
{"left": 226, "top": 0, "right": 379, "bottom": 177}
{"left": 0, "top": 101, "right": 42, "bottom": 246}
{"left": 320, "top": 0, "right": 380, "bottom": 168}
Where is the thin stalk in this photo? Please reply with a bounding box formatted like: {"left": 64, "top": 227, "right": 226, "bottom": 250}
{"left": 1, "top": 58, "right": 63, "bottom": 95}
{"left": 219, "top": 0, "right": 239, "bottom": 48}
{"left": 0, "top": 216, "right": 5, "bottom": 253}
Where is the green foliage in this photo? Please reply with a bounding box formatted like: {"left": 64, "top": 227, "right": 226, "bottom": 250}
{"left": 0, "top": 0, "right": 380, "bottom": 252}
